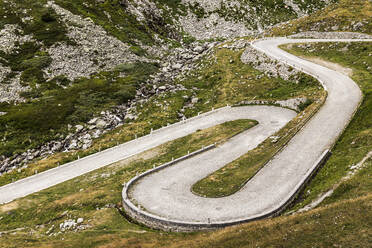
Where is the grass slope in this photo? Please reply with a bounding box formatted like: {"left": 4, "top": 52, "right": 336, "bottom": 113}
{"left": 271, "top": 0, "right": 372, "bottom": 36}
{"left": 168, "top": 195, "right": 372, "bottom": 248}
{"left": 0, "top": 62, "right": 158, "bottom": 158}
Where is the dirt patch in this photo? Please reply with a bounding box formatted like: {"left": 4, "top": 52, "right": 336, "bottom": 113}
{"left": 303, "top": 57, "right": 353, "bottom": 76}
{"left": 90, "top": 208, "right": 117, "bottom": 227}
{"left": 0, "top": 201, "right": 18, "bottom": 212}
{"left": 54, "top": 189, "right": 105, "bottom": 205}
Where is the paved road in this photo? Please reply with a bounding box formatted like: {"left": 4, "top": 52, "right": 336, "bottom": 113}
{"left": 126, "top": 38, "right": 372, "bottom": 226}
{"left": 0, "top": 105, "right": 295, "bottom": 204}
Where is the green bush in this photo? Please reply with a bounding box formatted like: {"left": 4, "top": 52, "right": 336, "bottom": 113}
{"left": 19, "top": 55, "right": 52, "bottom": 85}
{"left": 114, "top": 63, "right": 137, "bottom": 72}
{"left": 20, "top": 55, "right": 52, "bottom": 70}
{"left": 129, "top": 46, "right": 147, "bottom": 56}
{"left": 41, "top": 8, "right": 57, "bottom": 23}
{"left": 298, "top": 98, "right": 313, "bottom": 111}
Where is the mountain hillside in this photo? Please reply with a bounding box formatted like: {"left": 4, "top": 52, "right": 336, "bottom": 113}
{"left": 0, "top": 0, "right": 372, "bottom": 247}
{"left": 0, "top": 0, "right": 336, "bottom": 173}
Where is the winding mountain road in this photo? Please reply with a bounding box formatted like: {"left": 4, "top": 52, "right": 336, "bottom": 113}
{"left": 1, "top": 38, "right": 371, "bottom": 232}
{"left": 123, "top": 38, "right": 372, "bottom": 231}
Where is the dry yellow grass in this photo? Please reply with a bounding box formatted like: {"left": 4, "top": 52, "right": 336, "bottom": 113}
{"left": 0, "top": 201, "right": 18, "bottom": 213}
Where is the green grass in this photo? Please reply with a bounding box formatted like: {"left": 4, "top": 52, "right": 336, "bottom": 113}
{"left": 53, "top": 0, "right": 195, "bottom": 46}
{"left": 280, "top": 41, "right": 372, "bottom": 210}
{"left": 322, "top": 159, "right": 372, "bottom": 205}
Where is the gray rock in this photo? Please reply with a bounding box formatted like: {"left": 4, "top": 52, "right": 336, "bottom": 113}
{"left": 75, "top": 125, "right": 84, "bottom": 132}
{"left": 125, "top": 113, "right": 137, "bottom": 120}
{"left": 193, "top": 46, "right": 204, "bottom": 53}
{"left": 88, "top": 118, "right": 98, "bottom": 124}
{"left": 60, "top": 219, "right": 76, "bottom": 230}
{"left": 52, "top": 142, "right": 62, "bottom": 152}
{"left": 81, "top": 134, "right": 92, "bottom": 144}
{"left": 77, "top": 218, "right": 84, "bottom": 224}
{"left": 68, "top": 140, "right": 78, "bottom": 150}
{"left": 96, "top": 119, "right": 107, "bottom": 129}
{"left": 172, "top": 63, "right": 183, "bottom": 70}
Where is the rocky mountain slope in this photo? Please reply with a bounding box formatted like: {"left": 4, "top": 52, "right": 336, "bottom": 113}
{"left": 0, "top": 0, "right": 337, "bottom": 173}
{"left": 0, "top": 0, "right": 371, "bottom": 247}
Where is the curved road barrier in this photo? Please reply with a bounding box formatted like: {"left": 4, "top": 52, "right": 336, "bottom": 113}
{"left": 122, "top": 38, "right": 372, "bottom": 231}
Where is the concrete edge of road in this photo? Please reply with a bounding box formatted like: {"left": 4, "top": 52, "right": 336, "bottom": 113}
{"left": 122, "top": 143, "right": 331, "bottom": 232}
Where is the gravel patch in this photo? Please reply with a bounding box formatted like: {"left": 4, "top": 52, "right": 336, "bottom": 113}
{"left": 0, "top": 73, "right": 29, "bottom": 103}
{"left": 239, "top": 97, "right": 308, "bottom": 112}
{"left": 241, "top": 43, "right": 300, "bottom": 81}
{"left": 125, "top": 0, "right": 163, "bottom": 22}
{"left": 180, "top": 13, "right": 254, "bottom": 40}
{"left": 181, "top": 0, "right": 241, "bottom": 12}
{"left": 0, "top": 24, "right": 34, "bottom": 54}
{"left": 0, "top": 24, "right": 34, "bottom": 103}
{"left": 43, "top": 1, "right": 149, "bottom": 81}
{"left": 283, "top": 0, "right": 305, "bottom": 17}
